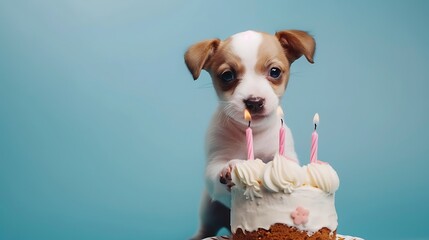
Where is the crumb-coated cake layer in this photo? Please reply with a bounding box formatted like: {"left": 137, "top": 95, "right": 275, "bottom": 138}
{"left": 233, "top": 224, "right": 336, "bottom": 240}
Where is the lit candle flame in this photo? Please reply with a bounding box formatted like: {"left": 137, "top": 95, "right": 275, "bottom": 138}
{"left": 244, "top": 109, "right": 252, "bottom": 121}
{"left": 313, "top": 113, "right": 320, "bottom": 125}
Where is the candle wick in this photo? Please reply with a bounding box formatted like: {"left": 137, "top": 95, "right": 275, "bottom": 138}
{"left": 314, "top": 123, "right": 317, "bottom": 131}
{"left": 248, "top": 121, "right": 251, "bottom": 128}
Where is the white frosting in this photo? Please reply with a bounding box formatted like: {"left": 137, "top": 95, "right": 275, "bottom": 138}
{"left": 304, "top": 162, "right": 340, "bottom": 194}
{"left": 263, "top": 154, "right": 306, "bottom": 193}
{"left": 231, "top": 159, "right": 265, "bottom": 200}
{"left": 230, "top": 157, "right": 340, "bottom": 235}
{"left": 336, "top": 234, "right": 365, "bottom": 240}
{"left": 231, "top": 186, "right": 338, "bottom": 234}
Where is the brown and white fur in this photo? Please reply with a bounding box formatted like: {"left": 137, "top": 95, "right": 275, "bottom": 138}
{"left": 184, "top": 30, "right": 316, "bottom": 239}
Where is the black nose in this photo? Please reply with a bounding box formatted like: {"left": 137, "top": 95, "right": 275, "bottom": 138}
{"left": 244, "top": 97, "right": 265, "bottom": 113}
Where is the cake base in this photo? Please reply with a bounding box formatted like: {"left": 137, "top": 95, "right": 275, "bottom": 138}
{"left": 232, "top": 223, "right": 336, "bottom": 240}
{"left": 203, "top": 234, "right": 362, "bottom": 240}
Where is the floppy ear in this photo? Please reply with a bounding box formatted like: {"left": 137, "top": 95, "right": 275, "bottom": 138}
{"left": 184, "top": 39, "right": 221, "bottom": 80}
{"left": 275, "top": 30, "right": 316, "bottom": 64}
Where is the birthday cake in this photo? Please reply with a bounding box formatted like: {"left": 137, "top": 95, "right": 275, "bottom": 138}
{"left": 230, "top": 154, "right": 340, "bottom": 240}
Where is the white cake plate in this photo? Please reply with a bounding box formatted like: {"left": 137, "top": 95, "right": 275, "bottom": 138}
{"left": 203, "top": 234, "right": 364, "bottom": 240}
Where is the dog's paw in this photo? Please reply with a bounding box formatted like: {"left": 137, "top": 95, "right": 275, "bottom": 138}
{"left": 219, "top": 159, "right": 245, "bottom": 191}
{"left": 219, "top": 166, "right": 232, "bottom": 185}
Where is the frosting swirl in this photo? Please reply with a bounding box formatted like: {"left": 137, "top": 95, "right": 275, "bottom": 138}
{"left": 263, "top": 154, "right": 306, "bottom": 193}
{"left": 304, "top": 162, "right": 340, "bottom": 194}
{"left": 232, "top": 159, "right": 265, "bottom": 200}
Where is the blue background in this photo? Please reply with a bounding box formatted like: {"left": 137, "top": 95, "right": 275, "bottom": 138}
{"left": 1, "top": 1, "right": 428, "bottom": 239}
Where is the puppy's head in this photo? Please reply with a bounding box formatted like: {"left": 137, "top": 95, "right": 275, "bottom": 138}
{"left": 185, "top": 30, "right": 315, "bottom": 125}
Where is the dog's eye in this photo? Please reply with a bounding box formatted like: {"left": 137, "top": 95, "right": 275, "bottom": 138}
{"left": 269, "top": 67, "right": 281, "bottom": 79}
{"left": 220, "top": 70, "right": 235, "bottom": 83}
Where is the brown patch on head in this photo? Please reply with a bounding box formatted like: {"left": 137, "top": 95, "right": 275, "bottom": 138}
{"left": 205, "top": 38, "right": 245, "bottom": 98}
{"left": 275, "top": 30, "right": 316, "bottom": 64}
{"left": 184, "top": 38, "right": 221, "bottom": 80}
{"left": 185, "top": 37, "right": 245, "bottom": 99}
{"left": 256, "top": 33, "right": 291, "bottom": 96}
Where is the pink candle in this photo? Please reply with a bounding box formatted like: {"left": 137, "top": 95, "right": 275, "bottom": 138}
{"left": 310, "top": 113, "right": 320, "bottom": 163}
{"left": 279, "top": 126, "right": 285, "bottom": 155}
{"left": 244, "top": 109, "right": 254, "bottom": 160}
{"left": 277, "top": 107, "right": 285, "bottom": 155}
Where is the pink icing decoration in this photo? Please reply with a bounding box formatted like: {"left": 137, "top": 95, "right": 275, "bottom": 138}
{"left": 291, "top": 207, "right": 309, "bottom": 225}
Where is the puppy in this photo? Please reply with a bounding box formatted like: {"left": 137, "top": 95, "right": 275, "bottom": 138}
{"left": 184, "top": 30, "right": 315, "bottom": 239}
